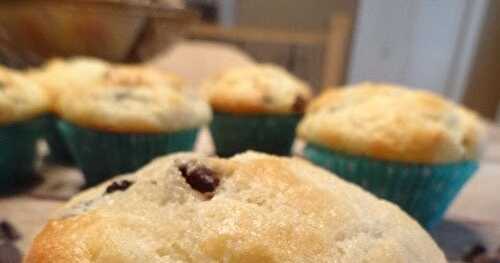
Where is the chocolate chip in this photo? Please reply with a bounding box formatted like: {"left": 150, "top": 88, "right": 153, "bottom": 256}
{"left": 262, "top": 95, "right": 273, "bottom": 104}
{"left": 464, "top": 244, "right": 488, "bottom": 262}
{"left": 178, "top": 165, "right": 219, "bottom": 193}
{"left": 178, "top": 164, "right": 188, "bottom": 177}
{"left": 105, "top": 180, "right": 133, "bottom": 194}
{"left": 113, "top": 91, "right": 149, "bottom": 103}
{"left": 114, "top": 91, "right": 131, "bottom": 101}
{"left": 0, "top": 243, "right": 22, "bottom": 263}
{"left": 0, "top": 221, "right": 20, "bottom": 242}
{"left": 292, "top": 95, "right": 307, "bottom": 113}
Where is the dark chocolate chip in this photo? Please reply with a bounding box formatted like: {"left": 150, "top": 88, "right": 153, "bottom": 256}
{"left": 262, "top": 95, "right": 273, "bottom": 104}
{"left": 464, "top": 244, "right": 488, "bottom": 262}
{"left": 0, "top": 221, "right": 20, "bottom": 242}
{"left": 292, "top": 95, "right": 307, "bottom": 113}
{"left": 114, "top": 91, "right": 149, "bottom": 103}
{"left": 178, "top": 164, "right": 188, "bottom": 177}
{"left": 178, "top": 165, "right": 219, "bottom": 193}
{"left": 0, "top": 243, "right": 22, "bottom": 263}
{"left": 105, "top": 180, "right": 133, "bottom": 194}
{"left": 114, "top": 91, "right": 131, "bottom": 101}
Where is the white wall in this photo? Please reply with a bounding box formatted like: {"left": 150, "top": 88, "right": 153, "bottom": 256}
{"left": 347, "top": 0, "right": 488, "bottom": 100}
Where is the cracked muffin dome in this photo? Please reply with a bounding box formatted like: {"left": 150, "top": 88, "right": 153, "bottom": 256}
{"left": 54, "top": 73, "right": 211, "bottom": 133}
{"left": 298, "top": 82, "right": 485, "bottom": 164}
{"left": 28, "top": 57, "right": 111, "bottom": 105}
{"left": 26, "top": 151, "right": 445, "bottom": 263}
{"left": 103, "top": 64, "right": 184, "bottom": 91}
{"left": 30, "top": 58, "right": 184, "bottom": 110}
{"left": 0, "top": 66, "right": 49, "bottom": 125}
{"left": 204, "top": 64, "right": 312, "bottom": 114}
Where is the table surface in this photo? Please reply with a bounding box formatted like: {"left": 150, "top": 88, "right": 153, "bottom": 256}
{"left": 1, "top": 126, "right": 499, "bottom": 261}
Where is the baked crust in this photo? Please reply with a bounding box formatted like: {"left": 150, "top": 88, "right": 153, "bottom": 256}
{"left": 28, "top": 57, "right": 111, "bottom": 110}
{"left": 0, "top": 67, "right": 49, "bottom": 124}
{"left": 26, "top": 152, "right": 445, "bottom": 262}
{"left": 298, "top": 83, "right": 485, "bottom": 163}
{"left": 55, "top": 81, "right": 211, "bottom": 133}
{"left": 29, "top": 58, "right": 185, "bottom": 113}
{"left": 204, "top": 64, "right": 312, "bottom": 114}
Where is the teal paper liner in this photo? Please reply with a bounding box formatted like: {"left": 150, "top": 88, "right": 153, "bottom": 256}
{"left": 209, "top": 112, "right": 300, "bottom": 157}
{"left": 44, "top": 114, "right": 74, "bottom": 164}
{"left": 58, "top": 120, "right": 199, "bottom": 186}
{"left": 0, "top": 117, "right": 44, "bottom": 190}
{"left": 303, "top": 144, "right": 478, "bottom": 229}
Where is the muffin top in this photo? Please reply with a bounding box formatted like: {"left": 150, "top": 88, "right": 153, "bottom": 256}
{"left": 0, "top": 66, "right": 49, "bottom": 125}
{"left": 55, "top": 73, "right": 211, "bottom": 133}
{"left": 298, "top": 82, "right": 485, "bottom": 163}
{"left": 204, "top": 64, "right": 312, "bottom": 114}
{"left": 26, "top": 152, "right": 445, "bottom": 263}
{"left": 103, "top": 64, "right": 184, "bottom": 91}
{"left": 28, "top": 57, "right": 111, "bottom": 100}
{"left": 30, "top": 57, "right": 184, "bottom": 110}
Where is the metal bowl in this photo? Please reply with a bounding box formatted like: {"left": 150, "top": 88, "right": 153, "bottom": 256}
{"left": 0, "top": 0, "right": 198, "bottom": 68}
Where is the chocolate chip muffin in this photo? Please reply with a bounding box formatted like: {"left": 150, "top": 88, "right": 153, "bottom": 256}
{"left": 0, "top": 66, "right": 49, "bottom": 189}
{"left": 30, "top": 58, "right": 185, "bottom": 163}
{"left": 54, "top": 67, "right": 211, "bottom": 186}
{"left": 26, "top": 152, "right": 446, "bottom": 262}
{"left": 55, "top": 71, "right": 209, "bottom": 134}
{"left": 298, "top": 82, "right": 485, "bottom": 228}
{"left": 28, "top": 57, "right": 111, "bottom": 163}
{"left": 204, "top": 64, "right": 312, "bottom": 156}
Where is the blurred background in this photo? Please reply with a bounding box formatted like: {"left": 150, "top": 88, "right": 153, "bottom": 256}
{"left": 186, "top": 0, "right": 498, "bottom": 121}
{"left": 0, "top": 0, "right": 498, "bottom": 122}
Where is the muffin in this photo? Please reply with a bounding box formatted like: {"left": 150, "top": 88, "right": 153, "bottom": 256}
{"left": 55, "top": 67, "right": 211, "bottom": 186}
{"left": 31, "top": 58, "right": 185, "bottom": 164}
{"left": 204, "top": 64, "right": 312, "bottom": 156}
{"left": 26, "top": 151, "right": 446, "bottom": 262}
{"left": 0, "top": 66, "right": 49, "bottom": 189}
{"left": 29, "top": 57, "right": 111, "bottom": 163}
{"left": 298, "top": 82, "right": 485, "bottom": 228}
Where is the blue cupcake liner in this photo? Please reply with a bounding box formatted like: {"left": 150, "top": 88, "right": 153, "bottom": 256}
{"left": 0, "top": 117, "right": 45, "bottom": 190}
{"left": 58, "top": 120, "right": 199, "bottom": 187}
{"left": 44, "top": 114, "right": 74, "bottom": 164}
{"left": 303, "top": 144, "right": 478, "bottom": 228}
{"left": 209, "top": 112, "right": 300, "bottom": 157}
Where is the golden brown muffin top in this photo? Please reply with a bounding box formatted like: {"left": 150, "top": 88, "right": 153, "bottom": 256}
{"left": 26, "top": 152, "right": 445, "bottom": 263}
{"left": 298, "top": 82, "right": 485, "bottom": 163}
{"left": 55, "top": 80, "right": 211, "bottom": 133}
{"left": 0, "top": 66, "right": 49, "bottom": 125}
{"left": 204, "top": 64, "right": 312, "bottom": 114}
{"left": 29, "top": 58, "right": 184, "bottom": 112}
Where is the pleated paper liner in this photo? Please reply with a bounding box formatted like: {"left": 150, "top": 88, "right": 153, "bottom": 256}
{"left": 44, "top": 114, "right": 74, "bottom": 164}
{"left": 303, "top": 144, "right": 478, "bottom": 229}
{"left": 210, "top": 112, "right": 300, "bottom": 157}
{"left": 0, "top": 117, "right": 45, "bottom": 190}
{"left": 58, "top": 120, "right": 199, "bottom": 187}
